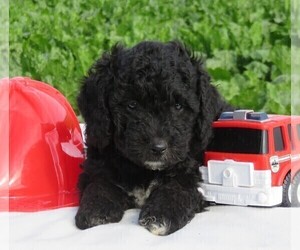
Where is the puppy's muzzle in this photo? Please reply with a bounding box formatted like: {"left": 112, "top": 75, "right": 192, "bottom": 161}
{"left": 151, "top": 138, "right": 167, "bottom": 155}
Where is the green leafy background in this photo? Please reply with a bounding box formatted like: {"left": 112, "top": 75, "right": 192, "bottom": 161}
{"left": 9, "top": 0, "right": 291, "bottom": 114}
{"left": 1, "top": 0, "right": 9, "bottom": 77}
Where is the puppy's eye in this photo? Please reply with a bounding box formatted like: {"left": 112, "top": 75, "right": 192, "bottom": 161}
{"left": 127, "top": 101, "right": 137, "bottom": 110}
{"left": 175, "top": 103, "right": 183, "bottom": 111}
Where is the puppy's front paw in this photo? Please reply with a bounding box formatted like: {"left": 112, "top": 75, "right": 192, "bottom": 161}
{"left": 139, "top": 215, "right": 171, "bottom": 236}
{"left": 75, "top": 200, "right": 124, "bottom": 230}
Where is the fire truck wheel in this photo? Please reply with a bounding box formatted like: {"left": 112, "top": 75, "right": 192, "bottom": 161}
{"left": 291, "top": 171, "right": 300, "bottom": 207}
{"left": 281, "top": 172, "right": 291, "bottom": 207}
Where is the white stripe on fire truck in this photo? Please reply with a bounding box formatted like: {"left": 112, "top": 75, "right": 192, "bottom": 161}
{"left": 278, "top": 155, "right": 291, "bottom": 163}
{"left": 291, "top": 154, "right": 300, "bottom": 162}
{"left": 278, "top": 154, "right": 300, "bottom": 163}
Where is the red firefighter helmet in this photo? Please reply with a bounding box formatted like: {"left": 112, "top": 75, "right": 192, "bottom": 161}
{"left": 0, "top": 77, "right": 84, "bottom": 211}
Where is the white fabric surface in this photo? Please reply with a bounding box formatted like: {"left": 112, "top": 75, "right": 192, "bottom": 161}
{"left": 1, "top": 205, "right": 299, "bottom": 250}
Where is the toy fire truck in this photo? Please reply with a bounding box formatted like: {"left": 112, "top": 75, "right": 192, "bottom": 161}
{"left": 200, "top": 110, "right": 300, "bottom": 207}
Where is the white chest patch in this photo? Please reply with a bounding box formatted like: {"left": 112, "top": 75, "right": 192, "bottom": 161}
{"left": 128, "top": 180, "right": 158, "bottom": 208}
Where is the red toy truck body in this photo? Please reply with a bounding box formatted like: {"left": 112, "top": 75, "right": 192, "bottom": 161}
{"left": 200, "top": 110, "right": 300, "bottom": 207}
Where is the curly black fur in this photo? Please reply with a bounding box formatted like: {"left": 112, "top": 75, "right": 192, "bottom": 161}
{"left": 75, "top": 41, "right": 232, "bottom": 235}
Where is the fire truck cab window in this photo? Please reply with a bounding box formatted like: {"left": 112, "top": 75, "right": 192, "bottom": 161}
{"left": 207, "top": 128, "right": 268, "bottom": 154}
{"left": 297, "top": 124, "right": 300, "bottom": 141}
{"left": 287, "top": 124, "right": 295, "bottom": 150}
{"left": 273, "top": 126, "right": 285, "bottom": 152}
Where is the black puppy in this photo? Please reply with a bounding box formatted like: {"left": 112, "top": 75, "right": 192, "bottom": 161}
{"left": 75, "top": 41, "right": 231, "bottom": 235}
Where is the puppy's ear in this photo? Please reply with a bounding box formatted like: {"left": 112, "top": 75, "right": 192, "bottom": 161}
{"left": 77, "top": 45, "right": 123, "bottom": 152}
{"left": 190, "top": 56, "right": 233, "bottom": 158}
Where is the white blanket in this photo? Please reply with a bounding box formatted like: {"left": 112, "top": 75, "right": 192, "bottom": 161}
{"left": 1, "top": 205, "right": 299, "bottom": 250}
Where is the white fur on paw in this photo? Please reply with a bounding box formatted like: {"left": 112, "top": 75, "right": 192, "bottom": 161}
{"left": 147, "top": 220, "right": 170, "bottom": 236}
{"left": 89, "top": 217, "right": 108, "bottom": 226}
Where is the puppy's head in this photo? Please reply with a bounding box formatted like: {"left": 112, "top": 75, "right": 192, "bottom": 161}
{"left": 78, "top": 41, "right": 230, "bottom": 170}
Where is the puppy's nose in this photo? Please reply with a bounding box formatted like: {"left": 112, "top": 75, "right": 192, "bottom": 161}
{"left": 151, "top": 138, "right": 167, "bottom": 154}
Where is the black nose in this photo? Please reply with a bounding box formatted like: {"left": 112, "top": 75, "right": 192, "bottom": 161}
{"left": 151, "top": 138, "right": 167, "bottom": 154}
